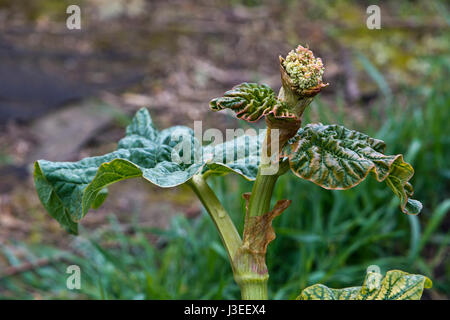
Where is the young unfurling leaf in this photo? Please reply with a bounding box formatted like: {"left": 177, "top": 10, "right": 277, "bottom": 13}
{"left": 210, "top": 82, "right": 291, "bottom": 122}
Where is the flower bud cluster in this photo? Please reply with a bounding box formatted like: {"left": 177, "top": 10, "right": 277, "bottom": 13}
{"left": 283, "top": 45, "right": 324, "bottom": 91}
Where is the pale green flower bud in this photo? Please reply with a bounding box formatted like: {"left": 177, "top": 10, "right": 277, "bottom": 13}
{"left": 278, "top": 45, "right": 328, "bottom": 119}
{"left": 283, "top": 45, "right": 325, "bottom": 91}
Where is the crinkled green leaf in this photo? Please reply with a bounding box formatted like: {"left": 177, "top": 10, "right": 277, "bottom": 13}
{"left": 34, "top": 108, "right": 265, "bottom": 234}
{"left": 283, "top": 123, "right": 422, "bottom": 214}
{"left": 210, "top": 82, "right": 297, "bottom": 122}
{"left": 298, "top": 269, "right": 432, "bottom": 300}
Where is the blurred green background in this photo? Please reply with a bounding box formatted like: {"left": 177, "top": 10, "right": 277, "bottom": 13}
{"left": 0, "top": 0, "right": 448, "bottom": 299}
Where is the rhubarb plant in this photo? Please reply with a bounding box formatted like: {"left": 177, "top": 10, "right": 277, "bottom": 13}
{"left": 34, "top": 45, "right": 431, "bottom": 300}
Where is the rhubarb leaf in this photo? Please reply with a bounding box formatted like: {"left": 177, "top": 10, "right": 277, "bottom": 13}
{"left": 210, "top": 82, "right": 297, "bottom": 122}
{"left": 34, "top": 108, "right": 264, "bottom": 234}
{"left": 283, "top": 123, "right": 422, "bottom": 214}
{"left": 298, "top": 270, "right": 432, "bottom": 300}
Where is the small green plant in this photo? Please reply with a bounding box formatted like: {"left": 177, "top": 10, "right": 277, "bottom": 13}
{"left": 34, "top": 45, "right": 431, "bottom": 300}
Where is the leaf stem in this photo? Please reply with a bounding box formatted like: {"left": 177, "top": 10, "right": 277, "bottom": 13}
{"left": 247, "top": 160, "right": 289, "bottom": 218}
{"left": 187, "top": 175, "right": 242, "bottom": 267}
{"left": 247, "top": 166, "right": 280, "bottom": 218}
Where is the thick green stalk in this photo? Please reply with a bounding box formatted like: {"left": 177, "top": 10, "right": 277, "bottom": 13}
{"left": 187, "top": 175, "right": 242, "bottom": 268}
{"left": 240, "top": 278, "right": 269, "bottom": 300}
{"left": 247, "top": 131, "right": 289, "bottom": 219}
{"left": 237, "top": 134, "right": 289, "bottom": 299}
{"left": 247, "top": 164, "right": 281, "bottom": 218}
{"left": 188, "top": 174, "right": 273, "bottom": 300}
{"left": 233, "top": 165, "right": 279, "bottom": 300}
